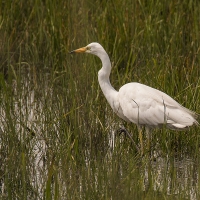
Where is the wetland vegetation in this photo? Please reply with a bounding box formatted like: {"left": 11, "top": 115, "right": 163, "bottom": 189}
{"left": 0, "top": 0, "right": 200, "bottom": 199}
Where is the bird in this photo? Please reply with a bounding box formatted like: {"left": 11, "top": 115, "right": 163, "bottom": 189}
{"left": 70, "top": 42, "right": 199, "bottom": 154}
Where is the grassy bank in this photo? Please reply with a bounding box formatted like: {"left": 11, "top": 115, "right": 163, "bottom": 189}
{"left": 0, "top": 0, "right": 200, "bottom": 199}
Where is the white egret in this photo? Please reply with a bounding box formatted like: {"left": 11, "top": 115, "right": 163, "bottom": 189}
{"left": 70, "top": 42, "right": 198, "bottom": 154}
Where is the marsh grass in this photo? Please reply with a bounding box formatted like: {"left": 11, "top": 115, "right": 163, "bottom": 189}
{"left": 0, "top": 0, "right": 200, "bottom": 199}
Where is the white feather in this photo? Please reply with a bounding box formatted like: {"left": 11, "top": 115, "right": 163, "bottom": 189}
{"left": 73, "top": 42, "right": 199, "bottom": 131}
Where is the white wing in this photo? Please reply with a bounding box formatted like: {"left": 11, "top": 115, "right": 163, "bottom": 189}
{"left": 118, "top": 82, "right": 198, "bottom": 130}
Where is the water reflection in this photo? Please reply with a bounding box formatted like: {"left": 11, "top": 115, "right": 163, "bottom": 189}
{"left": 140, "top": 154, "right": 198, "bottom": 199}
{"left": 109, "top": 131, "right": 199, "bottom": 200}
{"left": 0, "top": 68, "right": 199, "bottom": 199}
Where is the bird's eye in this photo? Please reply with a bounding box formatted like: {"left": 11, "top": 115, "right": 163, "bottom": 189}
{"left": 86, "top": 47, "right": 91, "bottom": 51}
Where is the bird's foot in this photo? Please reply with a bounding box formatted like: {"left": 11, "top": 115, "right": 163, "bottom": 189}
{"left": 115, "top": 126, "right": 141, "bottom": 154}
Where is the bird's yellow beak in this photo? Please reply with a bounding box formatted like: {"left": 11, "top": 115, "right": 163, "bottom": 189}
{"left": 70, "top": 47, "right": 87, "bottom": 54}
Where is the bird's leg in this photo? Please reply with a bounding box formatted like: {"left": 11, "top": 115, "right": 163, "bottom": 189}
{"left": 138, "top": 126, "right": 144, "bottom": 156}
{"left": 116, "top": 126, "right": 140, "bottom": 153}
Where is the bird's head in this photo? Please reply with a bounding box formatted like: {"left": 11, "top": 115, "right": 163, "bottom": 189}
{"left": 70, "top": 42, "right": 106, "bottom": 57}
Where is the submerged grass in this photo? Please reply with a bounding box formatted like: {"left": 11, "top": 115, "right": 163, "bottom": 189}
{"left": 0, "top": 0, "right": 200, "bottom": 199}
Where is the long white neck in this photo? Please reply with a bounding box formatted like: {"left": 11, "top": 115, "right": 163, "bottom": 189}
{"left": 97, "top": 51, "right": 118, "bottom": 109}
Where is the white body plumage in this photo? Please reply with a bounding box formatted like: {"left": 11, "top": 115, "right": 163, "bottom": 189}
{"left": 71, "top": 42, "right": 198, "bottom": 131}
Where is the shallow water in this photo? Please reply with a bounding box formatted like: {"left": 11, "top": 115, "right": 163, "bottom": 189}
{"left": 0, "top": 68, "right": 199, "bottom": 200}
